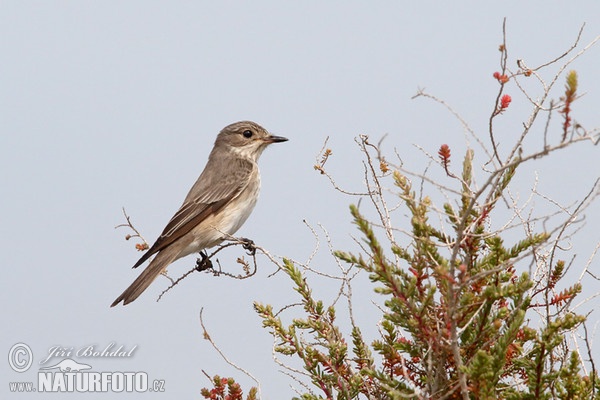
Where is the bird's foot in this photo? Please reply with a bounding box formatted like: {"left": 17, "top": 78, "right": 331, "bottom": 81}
{"left": 239, "top": 237, "right": 256, "bottom": 256}
{"left": 195, "top": 251, "right": 213, "bottom": 272}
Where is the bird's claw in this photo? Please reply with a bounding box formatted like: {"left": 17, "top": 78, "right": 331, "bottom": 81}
{"left": 240, "top": 238, "right": 256, "bottom": 256}
{"left": 195, "top": 251, "right": 213, "bottom": 272}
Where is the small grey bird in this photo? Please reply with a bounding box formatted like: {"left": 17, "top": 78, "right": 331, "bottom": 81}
{"left": 111, "top": 121, "right": 287, "bottom": 306}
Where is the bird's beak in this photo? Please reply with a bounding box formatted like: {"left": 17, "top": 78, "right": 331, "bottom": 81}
{"left": 264, "top": 135, "right": 288, "bottom": 144}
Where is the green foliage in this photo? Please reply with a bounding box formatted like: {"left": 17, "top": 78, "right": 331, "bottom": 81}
{"left": 255, "top": 259, "right": 384, "bottom": 400}
{"left": 253, "top": 142, "right": 597, "bottom": 398}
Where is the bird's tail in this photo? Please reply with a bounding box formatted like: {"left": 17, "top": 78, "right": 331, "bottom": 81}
{"left": 111, "top": 246, "right": 181, "bottom": 307}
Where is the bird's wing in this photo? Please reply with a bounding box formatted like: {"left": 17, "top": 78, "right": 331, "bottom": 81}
{"left": 132, "top": 156, "right": 255, "bottom": 268}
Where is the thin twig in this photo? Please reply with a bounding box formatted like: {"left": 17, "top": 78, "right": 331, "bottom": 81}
{"left": 199, "top": 308, "right": 262, "bottom": 397}
{"left": 157, "top": 237, "right": 259, "bottom": 302}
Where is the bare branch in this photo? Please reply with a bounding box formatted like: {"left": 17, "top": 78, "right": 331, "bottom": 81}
{"left": 199, "top": 308, "right": 262, "bottom": 398}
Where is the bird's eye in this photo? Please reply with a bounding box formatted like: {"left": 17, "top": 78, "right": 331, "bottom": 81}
{"left": 242, "top": 130, "right": 253, "bottom": 138}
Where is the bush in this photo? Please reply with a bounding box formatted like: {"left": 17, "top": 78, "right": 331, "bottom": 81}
{"left": 203, "top": 23, "right": 600, "bottom": 400}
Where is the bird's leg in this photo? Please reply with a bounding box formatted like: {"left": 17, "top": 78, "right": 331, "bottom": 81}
{"left": 195, "top": 250, "right": 213, "bottom": 272}
{"left": 239, "top": 237, "right": 256, "bottom": 256}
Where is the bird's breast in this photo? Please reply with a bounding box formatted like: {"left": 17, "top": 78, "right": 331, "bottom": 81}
{"left": 184, "top": 171, "right": 261, "bottom": 253}
{"left": 219, "top": 173, "right": 261, "bottom": 234}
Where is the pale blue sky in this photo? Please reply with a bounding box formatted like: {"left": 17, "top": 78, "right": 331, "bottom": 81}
{"left": 2, "top": 2, "right": 599, "bottom": 398}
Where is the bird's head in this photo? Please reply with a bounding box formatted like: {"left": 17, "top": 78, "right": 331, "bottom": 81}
{"left": 215, "top": 121, "right": 288, "bottom": 161}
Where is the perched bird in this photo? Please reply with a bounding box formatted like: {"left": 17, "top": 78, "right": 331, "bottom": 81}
{"left": 111, "top": 121, "right": 287, "bottom": 306}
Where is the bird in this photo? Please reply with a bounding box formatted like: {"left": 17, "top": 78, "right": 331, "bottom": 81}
{"left": 111, "top": 121, "right": 288, "bottom": 306}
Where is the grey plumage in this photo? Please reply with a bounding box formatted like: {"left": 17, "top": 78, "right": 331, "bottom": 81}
{"left": 111, "top": 121, "right": 287, "bottom": 306}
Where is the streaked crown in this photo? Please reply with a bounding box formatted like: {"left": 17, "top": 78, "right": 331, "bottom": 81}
{"left": 214, "top": 121, "right": 288, "bottom": 161}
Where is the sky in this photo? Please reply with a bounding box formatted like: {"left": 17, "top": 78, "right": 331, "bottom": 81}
{"left": 2, "top": 2, "right": 599, "bottom": 399}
